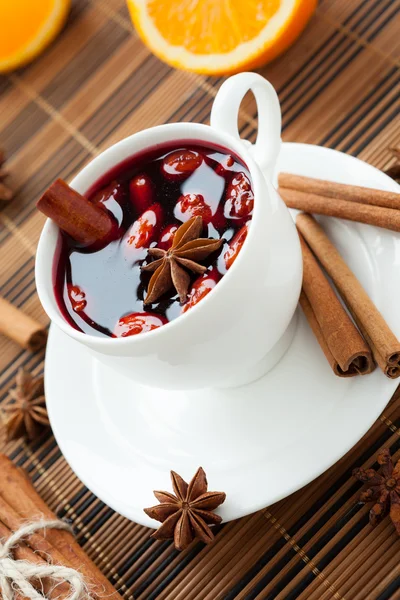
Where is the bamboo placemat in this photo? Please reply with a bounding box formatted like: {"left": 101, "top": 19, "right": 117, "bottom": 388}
{"left": 1, "top": 0, "right": 400, "bottom": 598}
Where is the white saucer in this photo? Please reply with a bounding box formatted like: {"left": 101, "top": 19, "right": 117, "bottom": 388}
{"left": 45, "top": 143, "right": 400, "bottom": 528}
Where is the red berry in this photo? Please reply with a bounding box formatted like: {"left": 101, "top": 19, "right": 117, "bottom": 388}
{"left": 158, "top": 224, "right": 178, "bottom": 250}
{"left": 224, "top": 223, "right": 248, "bottom": 270}
{"left": 114, "top": 312, "right": 168, "bottom": 337}
{"left": 215, "top": 155, "right": 235, "bottom": 176}
{"left": 175, "top": 193, "right": 212, "bottom": 223}
{"left": 162, "top": 149, "right": 203, "bottom": 181}
{"left": 126, "top": 203, "right": 163, "bottom": 249}
{"left": 129, "top": 174, "right": 155, "bottom": 215}
{"left": 225, "top": 172, "right": 254, "bottom": 219}
{"left": 182, "top": 270, "right": 220, "bottom": 313}
{"left": 91, "top": 181, "right": 123, "bottom": 205}
{"left": 68, "top": 284, "right": 87, "bottom": 313}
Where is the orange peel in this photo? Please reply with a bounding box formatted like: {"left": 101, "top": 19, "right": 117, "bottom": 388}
{"left": 0, "top": 0, "right": 70, "bottom": 73}
{"left": 127, "top": 0, "right": 317, "bottom": 75}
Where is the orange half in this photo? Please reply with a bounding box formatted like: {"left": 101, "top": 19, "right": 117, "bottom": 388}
{"left": 0, "top": 0, "right": 70, "bottom": 73}
{"left": 127, "top": 0, "right": 317, "bottom": 75}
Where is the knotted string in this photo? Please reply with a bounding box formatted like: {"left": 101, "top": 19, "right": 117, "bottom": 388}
{"left": 0, "top": 520, "right": 88, "bottom": 600}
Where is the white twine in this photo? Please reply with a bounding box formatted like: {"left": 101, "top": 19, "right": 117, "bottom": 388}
{"left": 0, "top": 520, "right": 88, "bottom": 600}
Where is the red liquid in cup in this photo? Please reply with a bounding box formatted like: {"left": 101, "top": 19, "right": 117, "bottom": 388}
{"left": 54, "top": 142, "right": 254, "bottom": 338}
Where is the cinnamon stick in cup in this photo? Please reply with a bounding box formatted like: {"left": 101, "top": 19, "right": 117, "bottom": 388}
{"left": 278, "top": 173, "right": 400, "bottom": 210}
{"left": 297, "top": 213, "right": 400, "bottom": 378}
{"left": 37, "top": 179, "right": 116, "bottom": 246}
{"left": 0, "top": 455, "right": 122, "bottom": 600}
{"left": 279, "top": 187, "right": 400, "bottom": 233}
{"left": 0, "top": 297, "right": 47, "bottom": 352}
{"left": 299, "top": 235, "right": 373, "bottom": 377}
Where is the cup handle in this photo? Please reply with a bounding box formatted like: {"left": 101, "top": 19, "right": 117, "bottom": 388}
{"left": 210, "top": 72, "right": 281, "bottom": 174}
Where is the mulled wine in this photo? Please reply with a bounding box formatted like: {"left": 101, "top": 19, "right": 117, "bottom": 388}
{"left": 41, "top": 143, "right": 254, "bottom": 338}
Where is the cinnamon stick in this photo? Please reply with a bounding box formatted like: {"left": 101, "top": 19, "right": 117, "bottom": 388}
{"left": 0, "top": 517, "right": 41, "bottom": 600}
{"left": 0, "top": 297, "right": 47, "bottom": 352}
{"left": 299, "top": 235, "right": 374, "bottom": 377}
{"left": 279, "top": 187, "right": 400, "bottom": 233}
{"left": 0, "top": 516, "right": 71, "bottom": 599}
{"left": 0, "top": 455, "right": 122, "bottom": 600}
{"left": 297, "top": 213, "right": 400, "bottom": 378}
{"left": 37, "top": 179, "right": 116, "bottom": 246}
{"left": 0, "top": 495, "right": 73, "bottom": 565}
{"left": 278, "top": 173, "right": 400, "bottom": 210}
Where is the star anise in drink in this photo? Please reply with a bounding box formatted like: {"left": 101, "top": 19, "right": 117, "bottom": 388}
{"left": 353, "top": 448, "right": 400, "bottom": 535}
{"left": 141, "top": 216, "right": 223, "bottom": 304}
{"left": 1, "top": 369, "right": 49, "bottom": 441}
{"left": 144, "top": 467, "right": 226, "bottom": 550}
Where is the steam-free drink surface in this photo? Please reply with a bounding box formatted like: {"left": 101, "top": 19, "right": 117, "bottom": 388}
{"left": 54, "top": 142, "right": 254, "bottom": 337}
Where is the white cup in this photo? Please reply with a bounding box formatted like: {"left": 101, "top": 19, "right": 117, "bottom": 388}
{"left": 36, "top": 73, "right": 302, "bottom": 390}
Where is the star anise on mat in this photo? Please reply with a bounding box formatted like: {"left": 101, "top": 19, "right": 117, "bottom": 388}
{"left": 1, "top": 369, "right": 49, "bottom": 441}
{"left": 144, "top": 467, "right": 226, "bottom": 550}
{"left": 0, "top": 149, "right": 13, "bottom": 202}
{"left": 384, "top": 147, "right": 400, "bottom": 183}
{"left": 353, "top": 448, "right": 400, "bottom": 535}
{"left": 141, "top": 216, "right": 223, "bottom": 304}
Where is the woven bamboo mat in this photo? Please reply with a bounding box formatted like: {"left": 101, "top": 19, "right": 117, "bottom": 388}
{"left": 1, "top": 0, "right": 400, "bottom": 598}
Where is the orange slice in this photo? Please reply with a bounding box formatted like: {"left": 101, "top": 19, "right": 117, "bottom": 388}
{"left": 0, "top": 0, "right": 70, "bottom": 73}
{"left": 127, "top": 0, "right": 317, "bottom": 75}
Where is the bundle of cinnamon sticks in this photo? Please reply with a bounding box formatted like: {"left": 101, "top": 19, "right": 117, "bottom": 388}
{"left": 278, "top": 173, "right": 400, "bottom": 379}
{"left": 0, "top": 454, "right": 123, "bottom": 600}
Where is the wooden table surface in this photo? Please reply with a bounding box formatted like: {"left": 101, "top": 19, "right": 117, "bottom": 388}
{"left": 0, "top": 0, "right": 399, "bottom": 598}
